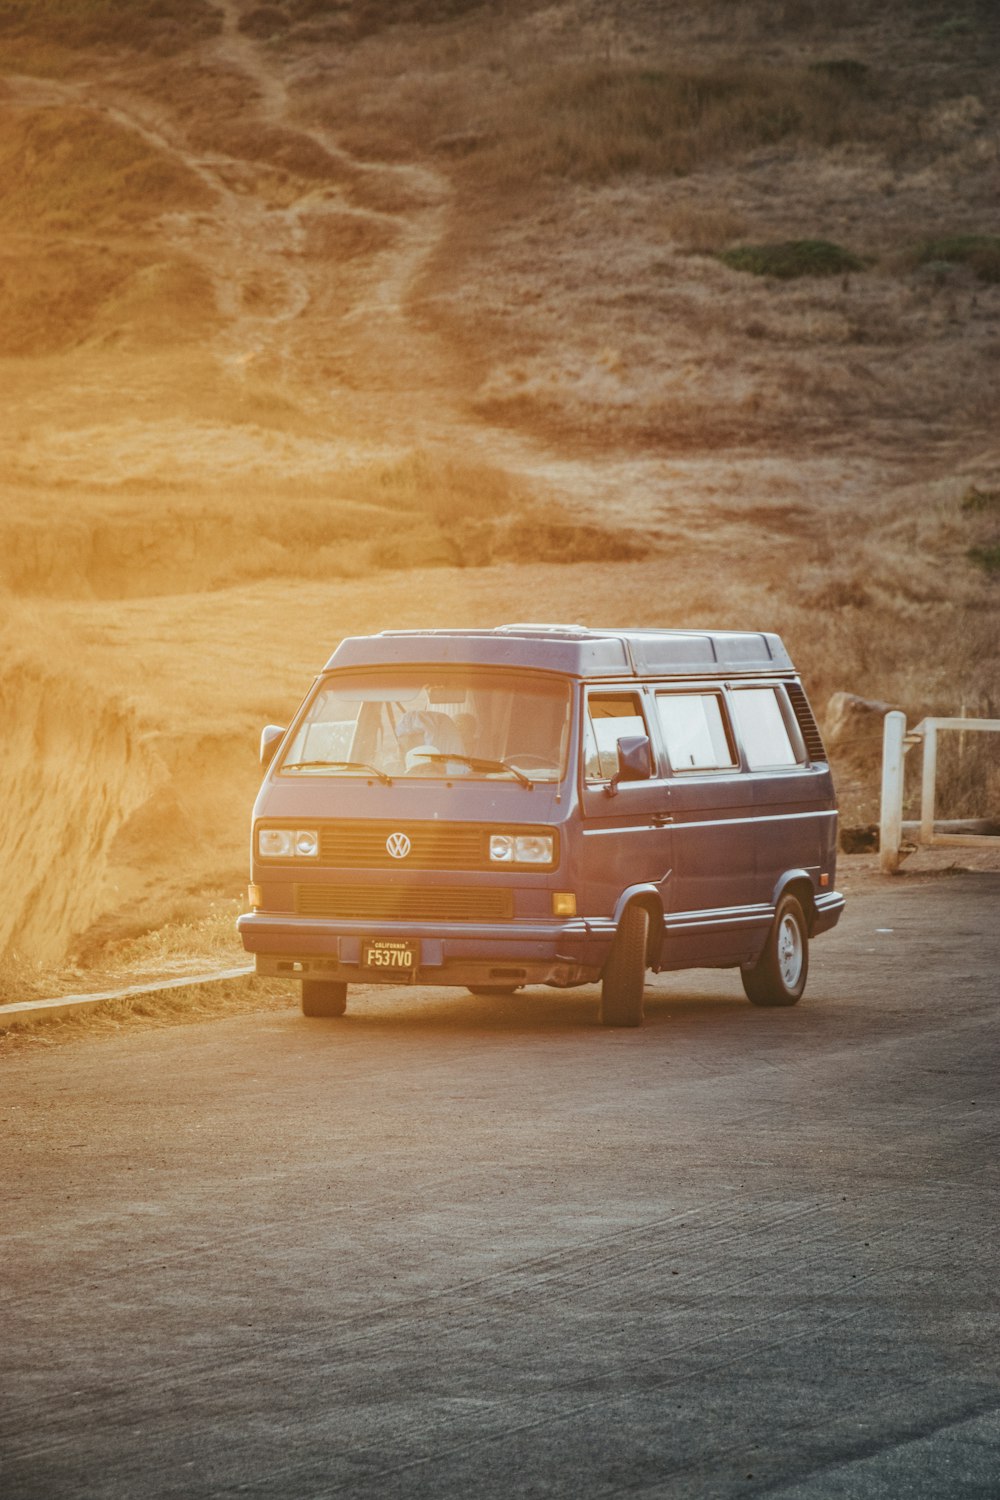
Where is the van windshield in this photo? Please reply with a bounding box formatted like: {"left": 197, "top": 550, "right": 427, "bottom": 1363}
{"left": 279, "top": 670, "right": 571, "bottom": 783}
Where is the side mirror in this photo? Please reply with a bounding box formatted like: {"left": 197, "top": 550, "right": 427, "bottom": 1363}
{"left": 606, "top": 735, "right": 652, "bottom": 797}
{"left": 260, "top": 725, "right": 286, "bottom": 769}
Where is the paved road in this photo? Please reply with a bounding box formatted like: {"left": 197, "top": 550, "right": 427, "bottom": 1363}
{"left": 3, "top": 873, "right": 999, "bottom": 1499}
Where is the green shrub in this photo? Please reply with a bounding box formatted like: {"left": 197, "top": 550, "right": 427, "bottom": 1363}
{"left": 912, "top": 236, "right": 1000, "bottom": 284}
{"left": 961, "top": 485, "right": 1000, "bottom": 513}
{"left": 718, "top": 239, "right": 863, "bottom": 279}
{"left": 934, "top": 16, "right": 975, "bottom": 38}
{"left": 968, "top": 544, "right": 1000, "bottom": 574}
{"left": 808, "top": 59, "right": 871, "bottom": 88}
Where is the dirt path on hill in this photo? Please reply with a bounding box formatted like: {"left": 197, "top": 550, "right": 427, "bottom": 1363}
{"left": 200, "top": 0, "right": 456, "bottom": 404}
{"left": 3, "top": 1, "right": 656, "bottom": 501}
{"left": 5, "top": 1, "right": 457, "bottom": 438}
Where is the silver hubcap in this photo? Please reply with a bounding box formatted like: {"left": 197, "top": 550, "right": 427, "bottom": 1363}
{"left": 777, "top": 914, "right": 803, "bottom": 988}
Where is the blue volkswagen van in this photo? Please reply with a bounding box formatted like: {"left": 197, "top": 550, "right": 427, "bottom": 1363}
{"left": 237, "top": 624, "right": 843, "bottom": 1026}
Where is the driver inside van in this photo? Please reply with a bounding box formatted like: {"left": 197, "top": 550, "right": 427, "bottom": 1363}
{"left": 395, "top": 709, "right": 468, "bottom": 775}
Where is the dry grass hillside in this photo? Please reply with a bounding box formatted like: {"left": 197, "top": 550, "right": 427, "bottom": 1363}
{"left": 1, "top": 0, "right": 998, "bottom": 993}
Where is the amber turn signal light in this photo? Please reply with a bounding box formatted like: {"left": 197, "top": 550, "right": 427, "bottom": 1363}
{"left": 552, "top": 892, "right": 577, "bottom": 916}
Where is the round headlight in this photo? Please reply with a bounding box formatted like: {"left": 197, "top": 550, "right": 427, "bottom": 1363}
{"left": 489, "top": 835, "right": 515, "bottom": 862}
{"left": 295, "top": 829, "right": 319, "bottom": 858}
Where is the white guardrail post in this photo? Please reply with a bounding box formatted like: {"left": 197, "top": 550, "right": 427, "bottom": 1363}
{"left": 879, "top": 710, "right": 908, "bottom": 874}
{"left": 920, "top": 719, "right": 938, "bottom": 848}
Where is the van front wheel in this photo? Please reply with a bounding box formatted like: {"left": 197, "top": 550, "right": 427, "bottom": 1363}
{"left": 600, "top": 905, "right": 649, "bottom": 1028}
{"left": 301, "top": 980, "right": 348, "bottom": 1017}
{"left": 741, "top": 895, "right": 808, "bottom": 1007}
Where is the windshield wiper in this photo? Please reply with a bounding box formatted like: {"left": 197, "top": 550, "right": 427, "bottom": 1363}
{"left": 281, "top": 759, "right": 393, "bottom": 784}
{"left": 409, "top": 753, "right": 533, "bottom": 789}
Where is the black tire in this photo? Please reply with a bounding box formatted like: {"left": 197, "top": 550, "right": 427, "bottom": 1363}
{"left": 741, "top": 894, "right": 808, "bottom": 1007}
{"left": 600, "top": 904, "right": 649, "bottom": 1028}
{"left": 466, "top": 985, "right": 520, "bottom": 996}
{"left": 301, "top": 980, "right": 348, "bottom": 1017}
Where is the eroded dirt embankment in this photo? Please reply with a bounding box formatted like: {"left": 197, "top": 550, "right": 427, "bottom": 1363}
{"left": 0, "top": 659, "right": 163, "bottom": 964}
{"left": 0, "top": 622, "right": 267, "bottom": 970}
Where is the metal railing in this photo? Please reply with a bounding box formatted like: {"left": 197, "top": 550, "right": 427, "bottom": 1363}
{"left": 880, "top": 712, "right": 1000, "bottom": 873}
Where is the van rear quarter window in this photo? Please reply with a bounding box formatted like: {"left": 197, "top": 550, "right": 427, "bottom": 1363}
{"left": 730, "top": 687, "right": 801, "bottom": 770}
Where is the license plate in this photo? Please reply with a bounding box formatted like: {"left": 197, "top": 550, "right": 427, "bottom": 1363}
{"left": 362, "top": 938, "right": 419, "bottom": 974}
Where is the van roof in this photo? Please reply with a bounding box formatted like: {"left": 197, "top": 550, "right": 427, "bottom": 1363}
{"left": 324, "top": 624, "right": 794, "bottom": 678}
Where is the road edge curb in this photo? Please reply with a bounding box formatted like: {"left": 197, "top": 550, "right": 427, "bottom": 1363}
{"left": 0, "top": 965, "right": 257, "bottom": 1029}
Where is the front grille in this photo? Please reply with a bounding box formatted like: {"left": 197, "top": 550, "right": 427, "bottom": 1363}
{"left": 318, "top": 821, "right": 488, "bottom": 870}
{"left": 295, "top": 884, "right": 514, "bottom": 922}
{"left": 786, "top": 682, "right": 827, "bottom": 762}
{"left": 317, "top": 821, "right": 555, "bottom": 871}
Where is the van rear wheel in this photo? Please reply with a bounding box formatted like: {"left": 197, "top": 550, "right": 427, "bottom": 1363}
{"left": 301, "top": 980, "right": 348, "bottom": 1017}
{"left": 600, "top": 904, "right": 649, "bottom": 1028}
{"left": 741, "top": 895, "right": 808, "bottom": 1006}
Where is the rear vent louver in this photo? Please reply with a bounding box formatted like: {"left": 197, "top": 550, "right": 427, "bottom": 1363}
{"left": 786, "top": 682, "right": 827, "bottom": 762}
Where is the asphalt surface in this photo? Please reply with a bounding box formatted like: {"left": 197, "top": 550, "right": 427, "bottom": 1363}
{"left": 2, "top": 872, "right": 999, "bottom": 1499}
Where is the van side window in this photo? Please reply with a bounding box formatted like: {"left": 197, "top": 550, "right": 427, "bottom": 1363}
{"left": 656, "top": 692, "right": 736, "bottom": 772}
{"left": 730, "top": 687, "right": 801, "bottom": 769}
{"left": 584, "top": 693, "right": 649, "bottom": 780}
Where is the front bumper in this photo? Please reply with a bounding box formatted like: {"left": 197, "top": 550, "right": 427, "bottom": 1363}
{"left": 236, "top": 912, "right": 614, "bottom": 988}
{"left": 811, "top": 890, "right": 846, "bottom": 936}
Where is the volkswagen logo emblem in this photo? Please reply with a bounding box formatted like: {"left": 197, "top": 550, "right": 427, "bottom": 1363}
{"left": 386, "top": 832, "right": 411, "bottom": 860}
